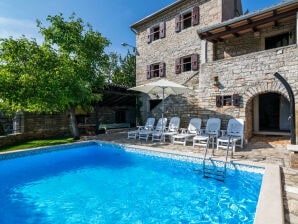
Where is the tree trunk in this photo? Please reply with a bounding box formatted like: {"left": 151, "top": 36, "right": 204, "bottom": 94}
{"left": 69, "top": 107, "right": 80, "bottom": 140}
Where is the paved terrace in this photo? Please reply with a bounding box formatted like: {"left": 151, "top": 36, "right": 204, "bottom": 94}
{"left": 81, "top": 130, "right": 298, "bottom": 224}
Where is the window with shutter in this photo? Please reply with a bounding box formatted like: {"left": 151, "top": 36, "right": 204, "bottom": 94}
{"left": 147, "top": 22, "right": 166, "bottom": 43}
{"left": 182, "top": 12, "right": 192, "bottom": 29}
{"left": 153, "top": 26, "right": 160, "bottom": 41}
{"left": 182, "top": 57, "right": 191, "bottom": 72}
{"left": 191, "top": 54, "right": 199, "bottom": 71}
{"left": 152, "top": 64, "right": 160, "bottom": 78}
{"left": 192, "top": 6, "right": 199, "bottom": 25}
{"left": 147, "top": 65, "right": 151, "bottom": 79}
{"left": 159, "top": 62, "right": 165, "bottom": 77}
{"left": 176, "top": 6, "right": 199, "bottom": 32}
{"left": 159, "top": 22, "right": 166, "bottom": 38}
{"left": 232, "top": 94, "right": 240, "bottom": 106}
{"left": 175, "top": 58, "right": 181, "bottom": 74}
{"left": 147, "top": 28, "right": 152, "bottom": 43}
{"left": 147, "top": 62, "right": 166, "bottom": 78}
{"left": 175, "top": 15, "right": 181, "bottom": 32}
{"left": 216, "top": 96, "right": 223, "bottom": 107}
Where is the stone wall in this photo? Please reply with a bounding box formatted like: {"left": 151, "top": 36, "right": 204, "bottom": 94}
{"left": 135, "top": 0, "right": 227, "bottom": 122}
{"left": 199, "top": 44, "right": 298, "bottom": 141}
{"left": 132, "top": 0, "right": 298, "bottom": 144}
{"left": 0, "top": 112, "right": 70, "bottom": 148}
{"left": 135, "top": 0, "right": 223, "bottom": 87}
{"left": 214, "top": 20, "right": 296, "bottom": 60}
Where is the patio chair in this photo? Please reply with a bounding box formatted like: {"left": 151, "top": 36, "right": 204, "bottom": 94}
{"left": 217, "top": 118, "right": 244, "bottom": 155}
{"left": 193, "top": 118, "right": 221, "bottom": 149}
{"left": 172, "top": 118, "right": 202, "bottom": 146}
{"left": 127, "top": 117, "right": 155, "bottom": 139}
{"left": 152, "top": 117, "right": 180, "bottom": 142}
{"left": 139, "top": 117, "right": 167, "bottom": 141}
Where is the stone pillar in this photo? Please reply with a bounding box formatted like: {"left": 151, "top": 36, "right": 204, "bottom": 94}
{"left": 296, "top": 107, "right": 298, "bottom": 144}
{"left": 296, "top": 12, "right": 298, "bottom": 45}
{"left": 201, "top": 39, "right": 207, "bottom": 64}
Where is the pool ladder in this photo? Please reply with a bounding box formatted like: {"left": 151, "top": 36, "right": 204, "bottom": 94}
{"left": 202, "top": 136, "right": 231, "bottom": 182}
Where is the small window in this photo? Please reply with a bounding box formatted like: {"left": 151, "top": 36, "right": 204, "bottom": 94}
{"left": 175, "top": 6, "right": 199, "bottom": 33}
{"left": 182, "top": 12, "right": 192, "bottom": 29}
{"left": 153, "top": 26, "right": 160, "bottom": 41}
{"left": 223, "top": 96, "right": 232, "bottom": 106}
{"left": 182, "top": 57, "right": 192, "bottom": 72}
{"left": 175, "top": 54, "right": 199, "bottom": 74}
{"left": 146, "top": 62, "right": 166, "bottom": 79}
{"left": 152, "top": 64, "right": 160, "bottom": 78}
{"left": 150, "top": 99, "right": 162, "bottom": 111}
{"left": 147, "top": 22, "right": 166, "bottom": 43}
{"left": 265, "top": 33, "right": 290, "bottom": 50}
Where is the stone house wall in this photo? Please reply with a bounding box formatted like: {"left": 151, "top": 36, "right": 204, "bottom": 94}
{"left": 134, "top": 0, "right": 228, "bottom": 122}
{"left": 132, "top": 0, "right": 298, "bottom": 143}
{"left": 214, "top": 19, "right": 296, "bottom": 60}
{"left": 199, "top": 44, "right": 298, "bottom": 141}
{"left": 135, "top": 0, "right": 223, "bottom": 87}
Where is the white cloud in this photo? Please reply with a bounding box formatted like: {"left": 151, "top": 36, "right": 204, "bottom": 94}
{"left": 0, "top": 17, "right": 43, "bottom": 43}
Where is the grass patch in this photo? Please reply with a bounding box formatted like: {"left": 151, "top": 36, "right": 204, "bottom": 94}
{"left": 1, "top": 137, "right": 74, "bottom": 152}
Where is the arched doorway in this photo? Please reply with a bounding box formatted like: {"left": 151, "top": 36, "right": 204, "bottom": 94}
{"left": 253, "top": 92, "right": 290, "bottom": 135}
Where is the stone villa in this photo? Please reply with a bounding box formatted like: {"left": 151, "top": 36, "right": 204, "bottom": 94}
{"left": 130, "top": 0, "right": 298, "bottom": 145}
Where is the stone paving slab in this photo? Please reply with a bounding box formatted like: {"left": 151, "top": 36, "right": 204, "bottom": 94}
{"left": 81, "top": 131, "right": 298, "bottom": 224}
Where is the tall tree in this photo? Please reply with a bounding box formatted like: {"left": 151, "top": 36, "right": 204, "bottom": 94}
{"left": 112, "top": 51, "right": 136, "bottom": 87}
{"left": 0, "top": 13, "right": 110, "bottom": 139}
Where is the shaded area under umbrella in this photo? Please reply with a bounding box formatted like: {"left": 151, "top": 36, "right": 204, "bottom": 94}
{"left": 129, "top": 79, "right": 193, "bottom": 131}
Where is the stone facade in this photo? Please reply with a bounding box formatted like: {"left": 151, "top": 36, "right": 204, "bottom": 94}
{"left": 131, "top": 0, "right": 298, "bottom": 144}
{"left": 134, "top": 0, "right": 223, "bottom": 86}
{"left": 200, "top": 44, "right": 298, "bottom": 141}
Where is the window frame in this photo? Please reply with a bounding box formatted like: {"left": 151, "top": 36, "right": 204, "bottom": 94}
{"left": 147, "top": 22, "right": 166, "bottom": 43}
{"left": 147, "top": 62, "right": 166, "bottom": 79}
{"left": 175, "top": 6, "right": 199, "bottom": 33}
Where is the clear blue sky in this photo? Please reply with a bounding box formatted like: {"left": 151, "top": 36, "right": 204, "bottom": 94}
{"left": 0, "top": 0, "right": 282, "bottom": 56}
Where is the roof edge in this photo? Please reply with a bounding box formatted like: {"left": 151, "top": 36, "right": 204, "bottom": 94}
{"left": 130, "top": 0, "right": 183, "bottom": 29}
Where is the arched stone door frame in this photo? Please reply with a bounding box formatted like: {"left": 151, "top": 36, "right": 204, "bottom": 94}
{"left": 243, "top": 78, "right": 290, "bottom": 141}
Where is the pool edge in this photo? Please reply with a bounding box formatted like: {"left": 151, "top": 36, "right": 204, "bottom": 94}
{"left": 254, "top": 163, "right": 284, "bottom": 224}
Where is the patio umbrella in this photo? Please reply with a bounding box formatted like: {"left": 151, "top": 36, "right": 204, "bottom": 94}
{"left": 129, "top": 79, "right": 193, "bottom": 128}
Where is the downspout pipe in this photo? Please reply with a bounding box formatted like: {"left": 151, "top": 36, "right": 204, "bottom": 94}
{"left": 274, "top": 72, "right": 296, "bottom": 145}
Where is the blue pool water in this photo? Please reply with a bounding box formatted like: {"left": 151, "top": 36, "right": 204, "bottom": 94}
{"left": 0, "top": 142, "right": 263, "bottom": 224}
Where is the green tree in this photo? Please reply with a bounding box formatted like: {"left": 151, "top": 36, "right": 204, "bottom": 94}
{"left": 112, "top": 51, "right": 136, "bottom": 87}
{"left": 0, "top": 13, "right": 110, "bottom": 139}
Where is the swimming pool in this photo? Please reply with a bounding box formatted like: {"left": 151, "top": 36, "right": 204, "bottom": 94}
{"left": 0, "top": 142, "right": 263, "bottom": 224}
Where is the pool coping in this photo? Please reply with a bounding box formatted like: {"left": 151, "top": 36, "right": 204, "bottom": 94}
{"left": 0, "top": 140, "right": 284, "bottom": 224}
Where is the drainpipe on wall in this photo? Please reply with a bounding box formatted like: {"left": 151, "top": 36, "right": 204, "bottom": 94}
{"left": 274, "top": 72, "right": 296, "bottom": 145}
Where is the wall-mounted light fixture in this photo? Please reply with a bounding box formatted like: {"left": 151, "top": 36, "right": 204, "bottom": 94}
{"left": 121, "top": 42, "right": 139, "bottom": 56}
{"left": 213, "top": 76, "right": 219, "bottom": 87}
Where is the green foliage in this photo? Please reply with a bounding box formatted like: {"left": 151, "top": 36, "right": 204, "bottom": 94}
{"left": 0, "top": 13, "right": 110, "bottom": 115}
{"left": 111, "top": 51, "right": 136, "bottom": 87}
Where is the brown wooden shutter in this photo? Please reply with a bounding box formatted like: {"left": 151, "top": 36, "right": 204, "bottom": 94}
{"left": 147, "top": 65, "right": 151, "bottom": 79}
{"left": 175, "top": 15, "right": 181, "bottom": 32}
{"left": 175, "top": 58, "right": 181, "bottom": 74}
{"left": 232, "top": 94, "right": 240, "bottom": 106}
{"left": 191, "top": 54, "right": 199, "bottom": 71}
{"left": 147, "top": 28, "right": 152, "bottom": 43}
{"left": 159, "top": 62, "right": 165, "bottom": 77}
{"left": 216, "top": 95, "right": 223, "bottom": 107}
{"left": 160, "top": 22, "right": 166, "bottom": 38}
{"left": 192, "top": 6, "right": 199, "bottom": 26}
